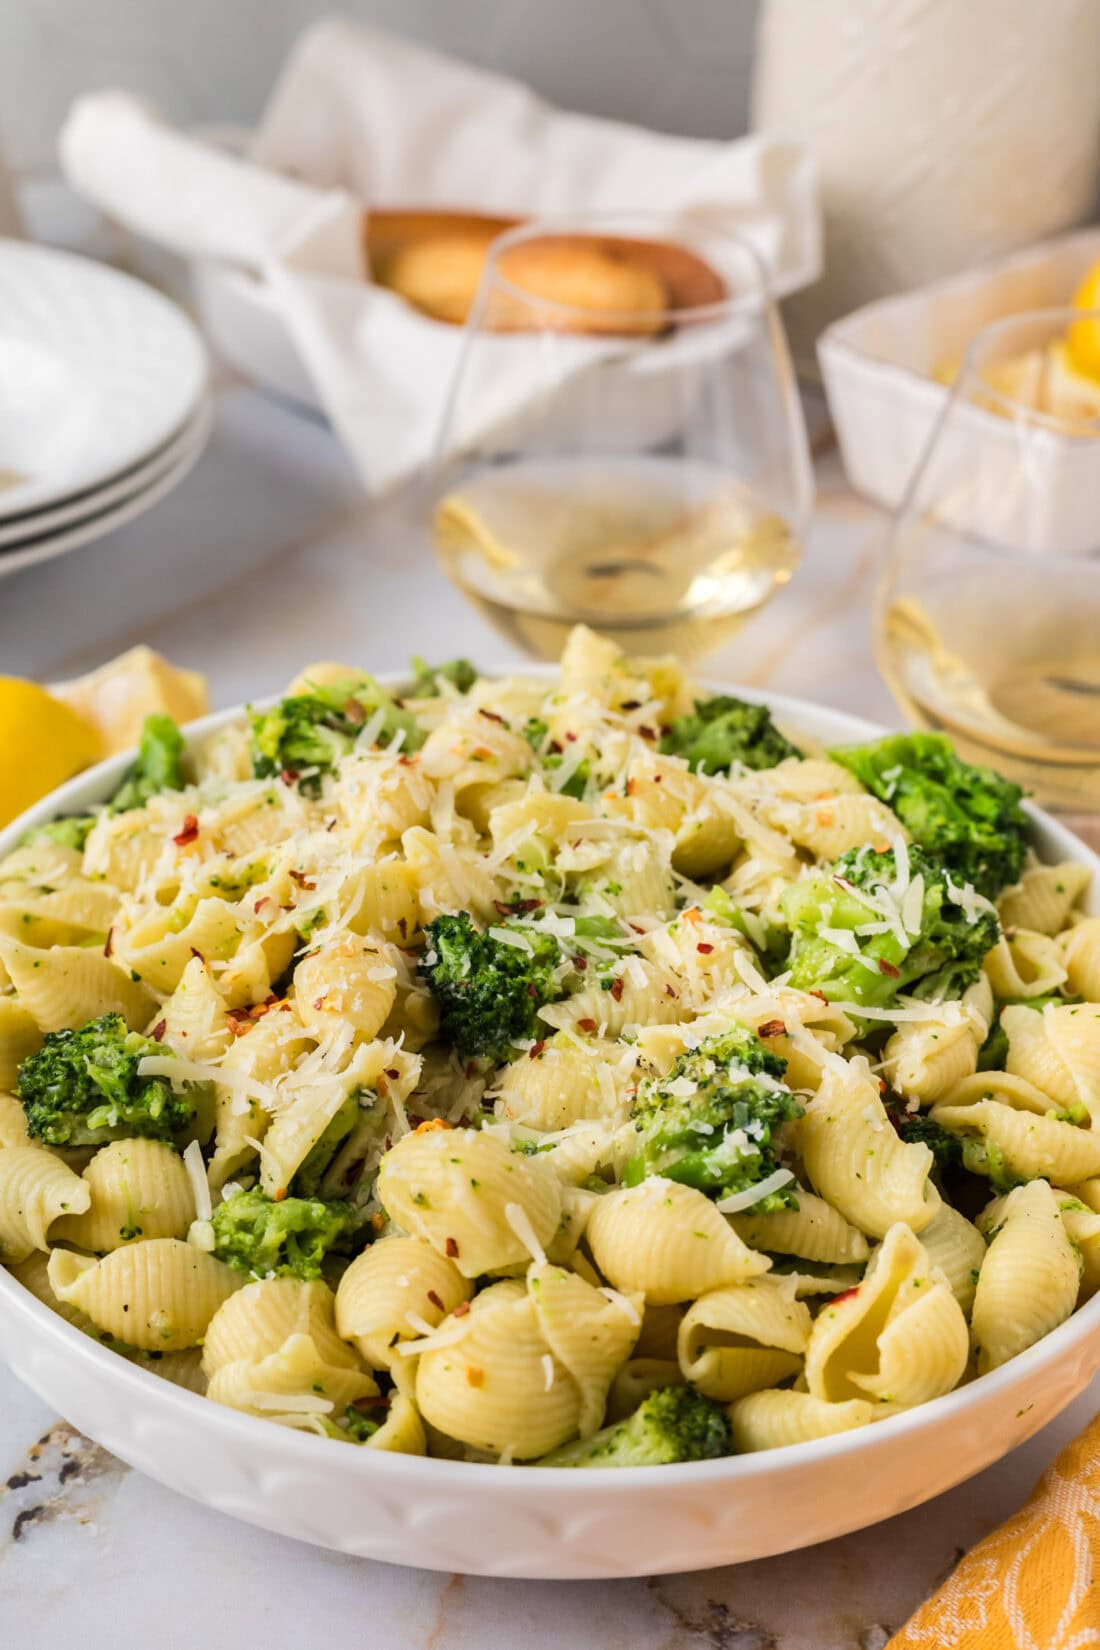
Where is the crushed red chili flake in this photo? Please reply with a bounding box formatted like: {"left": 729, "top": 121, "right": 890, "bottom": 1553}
{"left": 280, "top": 768, "right": 299, "bottom": 786}
{"left": 172, "top": 813, "right": 199, "bottom": 846}
{"left": 465, "top": 1060, "right": 478, "bottom": 1079}
{"left": 478, "top": 707, "right": 507, "bottom": 726}
{"left": 830, "top": 1286, "right": 860, "bottom": 1306}
{"left": 453, "top": 1300, "right": 471, "bottom": 1318}
{"left": 312, "top": 996, "right": 327, "bottom": 1011}
{"left": 103, "top": 927, "right": 115, "bottom": 958}
{"left": 370, "top": 1212, "right": 387, "bottom": 1233}
{"left": 253, "top": 896, "right": 271, "bottom": 914}
{"left": 564, "top": 731, "right": 577, "bottom": 743}
{"left": 619, "top": 699, "right": 641, "bottom": 711}
{"left": 638, "top": 724, "right": 656, "bottom": 741}
{"left": 665, "top": 984, "right": 677, "bottom": 998}
{"left": 272, "top": 1187, "right": 287, "bottom": 1203}
{"left": 629, "top": 922, "right": 646, "bottom": 935}
{"left": 811, "top": 989, "right": 829, "bottom": 1003}
{"left": 426, "top": 1290, "right": 445, "bottom": 1312}
{"left": 696, "top": 942, "right": 714, "bottom": 955}
{"left": 342, "top": 696, "right": 366, "bottom": 726}
{"left": 398, "top": 753, "right": 415, "bottom": 766}
{"left": 528, "top": 1040, "right": 546, "bottom": 1060}
{"left": 878, "top": 959, "right": 901, "bottom": 977}
{"left": 572, "top": 955, "right": 588, "bottom": 970}
{"left": 577, "top": 1017, "right": 598, "bottom": 1034}
{"left": 397, "top": 916, "right": 408, "bottom": 938}
{"left": 415, "top": 1118, "right": 452, "bottom": 1134}
{"left": 351, "top": 1392, "right": 389, "bottom": 1412}
{"left": 445, "top": 1237, "right": 459, "bottom": 1258}
{"left": 494, "top": 898, "right": 543, "bottom": 916}
{"left": 610, "top": 977, "right": 624, "bottom": 1003}
{"left": 626, "top": 778, "right": 637, "bottom": 796}
{"left": 548, "top": 739, "right": 563, "bottom": 755}
{"left": 150, "top": 1019, "right": 167, "bottom": 1042}
{"left": 385, "top": 1067, "right": 401, "bottom": 1080}
{"left": 190, "top": 947, "right": 203, "bottom": 961}
{"left": 758, "top": 1018, "right": 787, "bottom": 1038}
{"left": 289, "top": 870, "right": 316, "bottom": 890}
{"left": 465, "top": 1365, "right": 484, "bottom": 1387}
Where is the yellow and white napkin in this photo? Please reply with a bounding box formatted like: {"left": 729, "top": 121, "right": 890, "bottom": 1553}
{"left": 59, "top": 19, "right": 819, "bottom": 495}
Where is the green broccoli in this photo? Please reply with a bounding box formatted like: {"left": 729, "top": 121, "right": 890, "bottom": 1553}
{"left": 209, "top": 1188, "right": 355, "bottom": 1280}
{"left": 660, "top": 694, "right": 802, "bottom": 775}
{"left": 405, "top": 657, "right": 477, "bottom": 697}
{"left": 538, "top": 1386, "right": 731, "bottom": 1467}
{"left": 781, "top": 845, "right": 1000, "bottom": 1023}
{"left": 703, "top": 885, "right": 788, "bottom": 967}
{"left": 108, "top": 713, "right": 186, "bottom": 814}
{"left": 19, "top": 814, "right": 96, "bottom": 852}
{"left": 889, "top": 1109, "right": 964, "bottom": 1178}
{"left": 419, "top": 912, "right": 566, "bottom": 1062}
{"left": 828, "top": 732, "right": 1028, "bottom": 898}
{"left": 15, "top": 1013, "right": 207, "bottom": 1147}
{"left": 624, "top": 1026, "right": 801, "bottom": 1210}
{"left": 977, "top": 1014, "right": 1009, "bottom": 1072}
{"left": 250, "top": 675, "right": 424, "bottom": 798}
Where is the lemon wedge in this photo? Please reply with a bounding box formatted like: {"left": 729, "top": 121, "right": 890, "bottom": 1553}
{"left": 0, "top": 677, "right": 104, "bottom": 829}
{"left": 1065, "top": 260, "right": 1100, "bottom": 381}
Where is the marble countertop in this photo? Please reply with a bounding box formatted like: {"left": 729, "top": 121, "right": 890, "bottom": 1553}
{"left": 1, "top": 383, "right": 1098, "bottom": 1650}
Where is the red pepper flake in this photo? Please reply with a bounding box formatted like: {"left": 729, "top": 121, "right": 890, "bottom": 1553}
{"left": 811, "top": 989, "right": 828, "bottom": 1003}
{"left": 652, "top": 773, "right": 663, "bottom": 783}
{"left": 351, "top": 1393, "right": 389, "bottom": 1412}
{"left": 696, "top": 942, "right": 714, "bottom": 955}
{"left": 478, "top": 707, "right": 507, "bottom": 726}
{"left": 453, "top": 1299, "right": 471, "bottom": 1318}
{"left": 758, "top": 1018, "right": 787, "bottom": 1039}
{"left": 577, "top": 1018, "right": 598, "bottom": 1034}
{"left": 445, "top": 1236, "right": 459, "bottom": 1259}
{"left": 385, "top": 1067, "right": 401, "bottom": 1080}
{"left": 415, "top": 1118, "right": 452, "bottom": 1134}
{"left": 493, "top": 897, "right": 543, "bottom": 916}
{"left": 150, "top": 1019, "right": 167, "bottom": 1042}
{"left": 342, "top": 696, "right": 366, "bottom": 726}
{"left": 564, "top": 732, "right": 577, "bottom": 743}
{"left": 426, "top": 1290, "right": 445, "bottom": 1312}
{"left": 226, "top": 1009, "right": 254, "bottom": 1037}
{"left": 465, "top": 1365, "right": 484, "bottom": 1387}
{"left": 398, "top": 753, "right": 415, "bottom": 766}
{"left": 830, "top": 1286, "right": 860, "bottom": 1306}
{"left": 610, "top": 977, "right": 624, "bottom": 1003}
{"left": 172, "top": 813, "right": 199, "bottom": 846}
{"left": 629, "top": 922, "right": 646, "bottom": 935}
{"left": 878, "top": 959, "right": 901, "bottom": 978}
{"left": 190, "top": 947, "right": 203, "bottom": 961}
{"left": 465, "top": 1060, "right": 478, "bottom": 1079}
{"left": 626, "top": 778, "right": 637, "bottom": 796}
{"left": 572, "top": 955, "right": 588, "bottom": 971}
{"left": 312, "top": 996, "right": 328, "bottom": 1012}
{"left": 272, "top": 1187, "right": 287, "bottom": 1203}
{"left": 289, "top": 870, "right": 316, "bottom": 891}
{"left": 370, "top": 1211, "right": 387, "bottom": 1233}
{"left": 548, "top": 739, "right": 563, "bottom": 755}
{"left": 638, "top": 725, "right": 656, "bottom": 741}
{"left": 103, "top": 926, "right": 115, "bottom": 958}
{"left": 471, "top": 745, "right": 494, "bottom": 761}
{"left": 620, "top": 700, "right": 641, "bottom": 711}
{"left": 665, "top": 984, "right": 677, "bottom": 998}
{"left": 253, "top": 896, "right": 271, "bottom": 914}
{"left": 280, "top": 768, "right": 299, "bottom": 786}
{"left": 397, "top": 916, "right": 408, "bottom": 938}
{"left": 528, "top": 1040, "right": 546, "bottom": 1060}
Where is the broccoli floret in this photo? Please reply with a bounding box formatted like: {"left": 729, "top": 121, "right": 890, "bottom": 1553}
{"left": 250, "top": 676, "right": 424, "bottom": 798}
{"left": 660, "top": 695, "right": 802, "bottom": 775}
{"left": 15, "top": 1013, "right": 206, "bottom": 1147}
{"left": 19, "top": 814, "right": 96, "bottom": 852}
{"left": 625, "top": 1026, "right": 801, "bottom": 1210}
{"left": 703, "top": 885, "right": 788, "bottom": 967}
{"left": 405, "top": 657, "right": 477, "bottom": 697}
{"left": 892, "top": 1112, "right": 963, "bottom": 1177}
{"left": 538, "top": 1386, "right": 731, "bottom": 1467}
{"left": 781, "top": 845, "right": 999, "bottom": 1024}
{"left": 828, "top": 732, "right": 1028, "bottom": 898}
{"left": 209, "top": 1188, "right": 355, "bottom": 1280}
{"left": 419, "top": 912, "right": 565, "bottom": 1062}
{"left": 108, "top": 713, "right": 186, "bottom": 814}
{"left": 291, "top": 1092, "right": 363, "bottom": 1199}
{"left": 977, "top": 1014, "right": 1009, "bottom": 1072}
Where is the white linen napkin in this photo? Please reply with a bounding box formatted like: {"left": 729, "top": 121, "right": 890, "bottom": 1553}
{"left": 59, "top": 19, "right": 820, "bottom": 495}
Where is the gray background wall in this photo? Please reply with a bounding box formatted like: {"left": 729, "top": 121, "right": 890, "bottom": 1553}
{"left": 1, "top": 0, "right": 762, "bottom": 178}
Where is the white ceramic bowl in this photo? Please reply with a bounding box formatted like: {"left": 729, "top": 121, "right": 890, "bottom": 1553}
{"left": 1, "top": 688, "right": 1098, "bottom": 1578}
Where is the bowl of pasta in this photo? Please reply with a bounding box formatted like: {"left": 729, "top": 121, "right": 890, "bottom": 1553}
{"left": 0, "top": 627, "right": 1098, "bottom": 1579}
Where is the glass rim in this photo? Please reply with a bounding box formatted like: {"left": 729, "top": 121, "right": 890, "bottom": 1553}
{"left": 474, "top": 210, "right": 771, "bottom": 325}
{"left": 955, "top": 306, "right": 1100, "bottom": 434}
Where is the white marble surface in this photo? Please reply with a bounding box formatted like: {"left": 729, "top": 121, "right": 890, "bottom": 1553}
{"left": 2, "top": 383, "right": 1099, "bottom": 1650}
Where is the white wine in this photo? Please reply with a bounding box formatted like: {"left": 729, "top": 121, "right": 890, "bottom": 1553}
{"left": 432, "top": 455, "right": 799, "bottom": 661}
{"left": 880, "top": 590, "right": 1100, "bottom": 811}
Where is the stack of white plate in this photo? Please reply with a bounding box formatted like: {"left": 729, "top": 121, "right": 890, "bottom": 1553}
{"left": 0, "top": 240, "right": 211, "bottom": 579}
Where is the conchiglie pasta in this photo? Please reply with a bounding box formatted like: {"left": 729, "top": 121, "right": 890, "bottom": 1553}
{"left": 932, "top": 1077, "right": 1100, "bottom": 1185}
{"left": 728, "top": 1389, "right": 882, "bottom": 1452}
{"left": 202, "top": 1277, "right": 357, "bottom": 1376}
{"left": 294, "top": 934, "right": 397, "bottom": 1043}
{"left": 0, "top": 998, "right": 41, "bottom": 1088}
{"left": 156, "top": 957, "right": 232, "bottom": 1062}
{"left": 914, "top": 1202, "right": 986, "bottom": 1317}
{"left": 972, "top": 1180, "right": 1081, "bottom": 1373}
{"left": 1003, "top": 1003, "right": 1100, "bottom": 1123}
{"left": 1059, "top": 918, "right": 1100, "bottom": 1002}
{"left": 377, "top": 1126, "right": 563, "bottom": 1278}
{"left": 206, "top": 1331, "right": 378, "bottom": 1420}
{"left": 983, "top": 930, "right": 1068, "bottom": 1000}
{"left": 0, "top": 1144, "right": 91, "bottom": 1262}
{"left": 798, "top": 1061, "right": 939, "bottom": 1238}
{"left": 0, "top": 939, "right": 156, "bottom": 1032}
{"left": 48, "top": 1238, "right": 241, "bottom": 1351}
{"left": 335, "top": 1236, "right": 472, "bottom": 1369}
{"left": 677, "top": 1276, "right": 812, "bottom": 1401}
{"left": 881, "top": 978, "right": 991, "bottom": 1105}
{"left": 730, "top": 1190, "right": 870, "bottom": 1266}
{"left": 0, "top": 1091, "right": 30, "bottom": 1148}
{"left": 52, "top": 1139, "right": 195, "bottom": 1251}
{"left": 804, "top": 1222, "right": 968, "bottom": 1406}
{"left": 586, "top": 1179, "right": 770, "bottom": 1304}
{"left": 998, "top": 860, "right": 1091, "bottom": 935}
{"left": 492, "top": 1036, "right": 629, "bottom": 1130}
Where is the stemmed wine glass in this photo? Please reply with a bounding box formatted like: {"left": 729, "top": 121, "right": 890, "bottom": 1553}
{"left": 429, "top": 212, "right": 813, "bottom": 662}
{"left": 877, "top": 308, "right": 1100, "bottom": 814}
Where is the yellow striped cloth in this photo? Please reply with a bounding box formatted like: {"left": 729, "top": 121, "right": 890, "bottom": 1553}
{"left": 887, "top": 1409, "right": 1100, "bottom": 1648}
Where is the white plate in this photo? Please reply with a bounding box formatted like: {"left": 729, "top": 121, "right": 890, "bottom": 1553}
{"left": 0, "top": 239, "right": 208, "bottom": 519}
{"left": 0, "top": 684, "right": 1097, "bottom": 1577}
{"left": 0, "top": 396, "right": 212, "bottom": 549}
{"left": 0, "top": 397, "right": 212, "bottom": 579}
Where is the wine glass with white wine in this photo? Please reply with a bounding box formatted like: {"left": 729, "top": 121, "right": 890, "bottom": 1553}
{"left": 877, "top": 308, "right": 1100, "bottom": 815}
{"left": 429, "top": 213, "right": 813, "bottom": 662}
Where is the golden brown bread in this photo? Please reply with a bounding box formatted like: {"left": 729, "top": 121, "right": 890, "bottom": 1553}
{"left": 366, "top": 210, "right": 726, "bottom": 333}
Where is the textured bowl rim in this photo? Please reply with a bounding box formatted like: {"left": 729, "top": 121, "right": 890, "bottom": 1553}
{"left": 2, "top": 672, "right": 1098, "bottom": 1491}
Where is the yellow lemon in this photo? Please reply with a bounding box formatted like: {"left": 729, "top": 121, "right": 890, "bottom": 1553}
{"left": 0, "top": 677, "right": 103, "bottom": 829}
{"left": 1065, "top": 260, "right": 1100, "bottom": 381}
